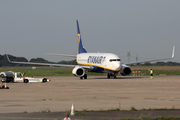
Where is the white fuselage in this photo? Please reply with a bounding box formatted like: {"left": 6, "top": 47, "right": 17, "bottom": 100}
{"left": 76, "top": 53, "right": 122, "bottom": 73}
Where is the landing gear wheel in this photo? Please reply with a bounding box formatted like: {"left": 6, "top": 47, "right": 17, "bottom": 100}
{"left": 107, "top": 73, "right": 110, "bottom": 78}
{"left": 84, "top": 74, "right": 87, "bottom": 79}
{"left": 43, "top": 78, "right": 47, "bottom": 82}
{"left": 80, "top": 74, "right": 87, "bottom": 79}
{"left": 107, "top": 73, "right": 117, "bottom": 79}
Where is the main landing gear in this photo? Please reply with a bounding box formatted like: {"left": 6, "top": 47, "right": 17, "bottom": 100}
{"left": 80, "top": 74, "right": 87, "bottom": 79}
{"left": 107, "top": 73, "right": 117, "bottom": 79}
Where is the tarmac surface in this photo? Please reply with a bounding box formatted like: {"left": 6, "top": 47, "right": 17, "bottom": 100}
{"left": 0, "top": 75, "right": 180, "bottom": 120}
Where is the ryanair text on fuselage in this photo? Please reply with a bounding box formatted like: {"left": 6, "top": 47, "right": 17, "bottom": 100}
{"left": 87, "top": 56, "right": 106, "bottom": 64}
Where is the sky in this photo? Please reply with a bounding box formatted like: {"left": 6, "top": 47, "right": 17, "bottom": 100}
{"left": 0, "top": 0, "right": 180, "bottom": 64}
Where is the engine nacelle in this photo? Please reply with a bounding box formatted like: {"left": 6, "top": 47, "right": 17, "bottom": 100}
{"left": 120, "top": 65, "right": 132, "bottom": 76}
{"left": 72, "top": 66, "right": 85, "bottom": 77}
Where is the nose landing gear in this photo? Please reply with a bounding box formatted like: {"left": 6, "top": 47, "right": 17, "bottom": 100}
{"left": 107, "top": 73, "right": 117, "bottom": 79}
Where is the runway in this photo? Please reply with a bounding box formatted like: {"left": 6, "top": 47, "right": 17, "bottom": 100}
{"left": 0, "top": 76, "right": 180, "bottom": 114}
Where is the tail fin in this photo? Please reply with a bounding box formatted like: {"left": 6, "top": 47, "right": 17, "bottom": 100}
{"left": 76, "top": 20, "right": 87, "bottom": 53}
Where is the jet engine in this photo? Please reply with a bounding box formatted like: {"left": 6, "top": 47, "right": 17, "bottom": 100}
{"left": 72, "top": 66, "right": 85, "bottom": 77}
{"left": 120, "top": 65, "right": 132, "bottom": 76}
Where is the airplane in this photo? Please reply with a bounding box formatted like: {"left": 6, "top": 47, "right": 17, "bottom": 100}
{"left": 6, "top": 20, "right": 175, "bottom": 79}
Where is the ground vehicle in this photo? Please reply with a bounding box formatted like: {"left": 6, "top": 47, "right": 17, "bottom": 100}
{"left": 0, "top": 72, "right": 50, "bottom": 83}
{"left": 0, "top": 71, "right": 14, "bottom": 82}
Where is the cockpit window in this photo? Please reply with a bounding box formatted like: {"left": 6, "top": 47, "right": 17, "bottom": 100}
{"left": 109, "top": 59, "right": 121, "bottom": 62}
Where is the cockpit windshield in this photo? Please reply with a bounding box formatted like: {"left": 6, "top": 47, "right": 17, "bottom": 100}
{"left": 109, "top": 59, "right": 121, "bottom": 62}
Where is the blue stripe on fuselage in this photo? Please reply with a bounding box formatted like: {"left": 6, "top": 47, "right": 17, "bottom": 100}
{"left": 88, "top": 66, "right": 119, "bottom": 73}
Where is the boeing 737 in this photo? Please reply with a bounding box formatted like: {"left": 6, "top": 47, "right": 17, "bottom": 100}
{"left": 6, "top": 20, "right": 175, "bottom": 79}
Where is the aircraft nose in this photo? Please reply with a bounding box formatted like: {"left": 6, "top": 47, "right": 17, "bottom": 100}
{"left": 114, "top": 62, "right": 121, "bottom": 70}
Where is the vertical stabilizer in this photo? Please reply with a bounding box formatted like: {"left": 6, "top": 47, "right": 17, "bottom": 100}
{"left": 76, "top": 20, "right": 87, "bottom": 53}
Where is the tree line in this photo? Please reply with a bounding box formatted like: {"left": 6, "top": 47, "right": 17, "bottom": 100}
{"left": 0, "top": 54, "right": 179, "bottom": 67}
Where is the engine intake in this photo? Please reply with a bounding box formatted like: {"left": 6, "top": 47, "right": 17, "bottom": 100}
{"left": 120, "top": 65, "right": 132, "bottom": 76}
{"left": 72, "top": 66, "right": 85, "bottom": 77}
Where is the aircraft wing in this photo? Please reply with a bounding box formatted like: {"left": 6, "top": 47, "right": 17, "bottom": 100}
{"left": 124, "top": 46, "right": 175, "bottom": 66}
{"left": 45, "top": 53, "right": 77, "bottom": 58}
{"left": 6, "top": 53, "right": 92, "bottom": 68}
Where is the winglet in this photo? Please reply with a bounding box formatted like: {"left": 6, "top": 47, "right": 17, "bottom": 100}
{"left": 76, "top": 20, "right": 87, "bottom": 54}
{"left": 172, "top": 46, "right": 175, "bottom": 58}
{"left": 5, "top": 52, "right": 12, "bottom": 63}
